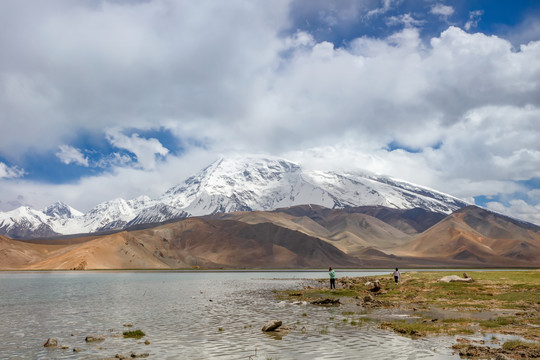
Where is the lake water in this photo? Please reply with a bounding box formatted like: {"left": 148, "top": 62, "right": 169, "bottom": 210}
{"left": 0, "top": 270, "right": 463, "bottom": 359}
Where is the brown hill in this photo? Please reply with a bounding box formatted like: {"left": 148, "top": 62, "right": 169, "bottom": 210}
{"left": 1, "top": 218, "right": 362, "bottom": 270}
{"left": 392, "top": 206, "right": 540, "bottom": 266}
{"left": 0, "top": 235, "right": 65, "bottom": 269}
{"left": 221, "top": 205, "right": 413, "bottom": 255}
{"left": 273, "top": 205, "right": 445, "bottom": 235}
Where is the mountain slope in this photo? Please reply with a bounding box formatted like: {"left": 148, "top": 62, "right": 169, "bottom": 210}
{"left": 221, "top": 205, "right": 413, "bottom": 256}
{"left": 3, "top": 217, "right": 362, "bottom": 270}
{"left": 392, "top": 206, "right": 540, "bottom": 266}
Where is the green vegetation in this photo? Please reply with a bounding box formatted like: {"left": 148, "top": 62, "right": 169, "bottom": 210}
{"left": 502, "top": 340, "right": 540, "bottom": 351}
{"left": 380, "top": 320, "right": 475, "bottom": 337}
{"left": 123, "top": 329, "right": 145, "bottom": 339}
{"left": 479, "top": 317, "right": 515, "bottom": 328}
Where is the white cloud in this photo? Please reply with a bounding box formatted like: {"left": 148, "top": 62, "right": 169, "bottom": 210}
{"left": 465, "top": 10, "right": 484, "bottom": 31}
{"left": 0, "top": 2, "right": 539, "bottom": 224}
{"left": 106, "top": 129, "right": 169, "bottom": 170}
{"left": 430, "top": 4, "right": 455, "bottom": 17}
{"left": 56, "top": 145, "right": 89, "bottom": 166}
{"left": 0, "top": 162, "right": 24, "bottom": 179}
{"left": 486, "top": 200, "right": 540, "bottom": 225}
{"left": 386, "top": 13, "right": 424, "bottom": 28}
{"left": 367, "top": 0, "right": 397, "bottom": 17}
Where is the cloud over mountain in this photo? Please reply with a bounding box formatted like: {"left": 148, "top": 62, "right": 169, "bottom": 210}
{"left": 0, "top": 0, "right": 538, "bottom": 224}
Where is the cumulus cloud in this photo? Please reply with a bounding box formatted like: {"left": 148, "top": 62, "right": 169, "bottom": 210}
{"left": 56, "top": 145, "right": 89, "bottom": 166}
{"left": 0, "top": 1, "right": 539, "bottom": 224}
{"left": 0, "top": 162, "right": 24, "bottom": 179}
{"left": 106, "top": 129, "right": 169, "bottom": 170}
{"left": 430, "top": 4, "right": 455, "bottom": 17}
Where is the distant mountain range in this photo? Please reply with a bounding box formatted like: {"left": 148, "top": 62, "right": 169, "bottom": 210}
{"left": 2, "top": 155, "right": 536, "bottom": 269}
{"left": 0, "top": 155, "right": 468, "bottom": 239}
{"left": 1, "top": 205, "right": 539, "bottom": 270}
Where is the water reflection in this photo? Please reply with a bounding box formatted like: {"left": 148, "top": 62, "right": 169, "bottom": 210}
{"left": 0, "top": 271, "right": 461, "bottom": 359}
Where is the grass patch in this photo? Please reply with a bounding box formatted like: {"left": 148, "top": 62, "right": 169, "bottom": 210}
{"left": 479, "top": 317, "right": 515, "bottom": 329}
{"left": 502, "top": 340, "right": 540, "bottom": 350}
{"left": 380, "top": 319, "right": 475, "bottom": 337}
{"left": 380, "top": 321, "right": 441, "bottom": 337}
{"left": 123, "top": 329, "right": 145, "bottom": 339}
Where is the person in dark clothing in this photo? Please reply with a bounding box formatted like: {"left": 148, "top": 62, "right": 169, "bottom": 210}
{"left": 329, "top": 267, "right": 336, "bottom": 289}
{"left": 393, "top": 268, "right": 401, "bottom": 284}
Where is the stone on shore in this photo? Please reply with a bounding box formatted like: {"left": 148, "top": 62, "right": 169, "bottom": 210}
{"left": 262, "top": 320, "right": 282, "bottom": 332}
{"left": 44, "top": 338, "right": 58, "bottom": 347}
{"left": 85, "top": 335, "right": 105, "bottom": 342}
{"left": 363, "top": 294, "right": 374, "bottom": 303}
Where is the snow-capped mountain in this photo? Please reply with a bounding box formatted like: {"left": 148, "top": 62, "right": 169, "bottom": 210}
{"left": 0, "top": 155, "right": 469, "bottom": 238}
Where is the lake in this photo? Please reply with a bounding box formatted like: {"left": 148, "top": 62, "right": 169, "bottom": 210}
{"left": 0, "top": 270, "right": 463, "bottom": 359}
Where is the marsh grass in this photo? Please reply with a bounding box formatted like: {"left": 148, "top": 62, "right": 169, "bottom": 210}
{"left": 380, "top": 320, "right": 474, "bottom": 337}
{"left": 479, "top": 317, "right": 515, "bottom": 328}
{"left": 502, "top": 340, "right": 540, "bottom": 350}
{"left": 123, "top": 329, "right": 145, "bottom": 339}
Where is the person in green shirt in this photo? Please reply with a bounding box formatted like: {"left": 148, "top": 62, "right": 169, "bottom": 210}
{"left": 329, "top": 267, "right": 336, "bottom": 289}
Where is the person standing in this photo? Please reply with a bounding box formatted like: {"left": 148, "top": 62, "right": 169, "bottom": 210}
{"left": 329, "top": 267, "right": 336, "bottom": 289}
{"left": 393, "top": 268, "right": 401, "bottom": 284}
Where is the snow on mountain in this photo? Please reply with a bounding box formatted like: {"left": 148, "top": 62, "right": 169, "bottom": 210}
{"left": 43, "top": 201, "right": 83, "bottom": 219}
{"left": 0, "top": 206, "right": 59, "bottom": 238}
{"left": 0, "top": 155, "right": 469, "bottom": 238}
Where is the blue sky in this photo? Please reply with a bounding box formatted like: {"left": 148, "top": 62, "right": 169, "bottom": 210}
{"left": 0, "top": 0, "right": 539, "bottom": 224}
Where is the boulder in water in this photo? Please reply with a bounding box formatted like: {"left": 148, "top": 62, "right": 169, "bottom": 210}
{"left": 261, "top": 320, "right": 282, "bottom": 332}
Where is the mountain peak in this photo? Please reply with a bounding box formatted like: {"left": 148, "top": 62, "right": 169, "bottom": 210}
{"left": 43, "top": 201, "right": 83, "bottom": 219}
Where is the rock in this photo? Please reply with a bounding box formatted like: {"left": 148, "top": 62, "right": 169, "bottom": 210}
{"left": 130, "top": 353, "right": 149, "bottom": 358}
{"left": 495, "top": 355, "right": 511, "bottom": 360}
{"left": 363, "top": 295, "right": 374, "bottom": 303}
{"left": 85, "top": 335, "right": 105, "bottom": 342}
{"left": 364, "top": 281, "right": 373, "bottom": 287}
{"left": 73, "top": 348, "right": 82, "bottom": 352}
{"left": 311, "top": 298, "right": 341, "bottom": 305}
{"left": 115, "top": 355, "right": 127, "bottom": 359}
{"left": 440, "top": 275, "right": 473, "bottom": 283}
{"left": 463, "top": 272, "right": 469, "bottom": 279}
{"left": 123, "top": 323, "right": 133, "bottom": 327}
{"left": 61, "top": 345, "right": 69, "bottom": 349}
{"left": 44, "top": 338, "right": 58, "bottom": 347}
{"left": 261, "top": 320, "right": 282, "bottom": 332}
{"left": 144, "top": 339, "right": 150, "bottom": 345}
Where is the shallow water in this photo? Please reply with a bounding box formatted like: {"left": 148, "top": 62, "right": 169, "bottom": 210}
{"left": 0, "top": 271, "right": 462, "bottom": 359}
